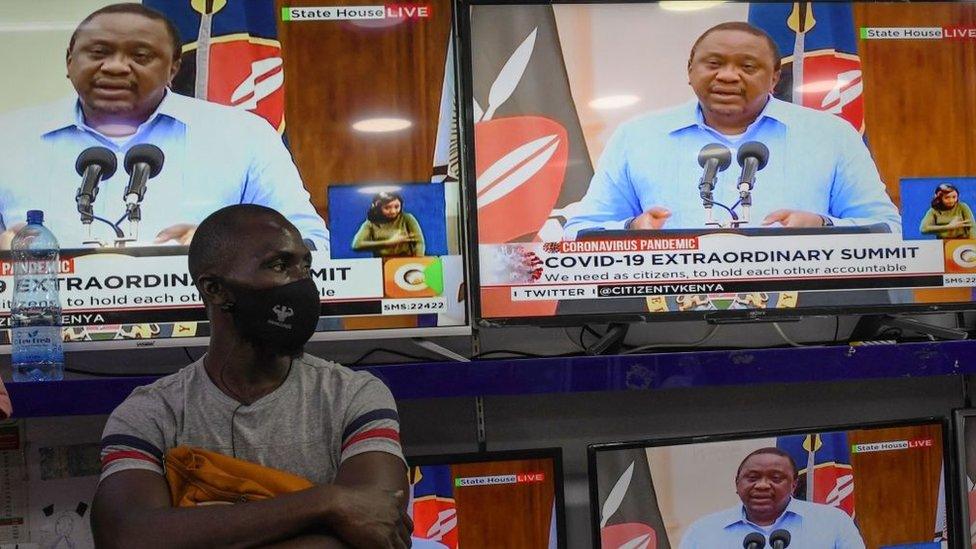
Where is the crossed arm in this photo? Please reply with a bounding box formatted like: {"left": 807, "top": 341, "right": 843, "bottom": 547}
{"left": 91, "top": 451, "right": 412, "bottom": 549}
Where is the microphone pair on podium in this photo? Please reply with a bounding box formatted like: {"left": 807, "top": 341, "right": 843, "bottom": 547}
{"left": 744, "top": 529, "right": 791, "bottom": 549}
{"left": 697, "top": 141, "right": 770, "bottom": 228}
{"left": 74, "top": 144, "right": 165, "bottom": 245}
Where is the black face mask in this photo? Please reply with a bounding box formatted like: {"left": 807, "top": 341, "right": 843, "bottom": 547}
{"left": 224, "top": 278, "right": 321, "bottom": 354}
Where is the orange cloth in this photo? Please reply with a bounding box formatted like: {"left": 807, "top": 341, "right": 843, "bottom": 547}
{"left": 0, "top": 378, "right": 10, "bottom": 419}
{"left": 164, "top": 446, "right": 313, "bottom": 507}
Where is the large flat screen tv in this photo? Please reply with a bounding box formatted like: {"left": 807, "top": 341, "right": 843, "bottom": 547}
{"left": 588, "top": 418, "right": 952, "bottom": 548}
{"left": 407, "top": 448, "right": 566, "bottom": 548}
{"left": 461, "top": 0, "right": 976, "bottom": 325}
{"left": 0, "top": 0, "right": 468, "bottom": 350}
{"left": 953, "top": 409, "right": 976, "bottom": 548}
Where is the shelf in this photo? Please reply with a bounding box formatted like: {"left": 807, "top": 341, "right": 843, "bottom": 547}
{"left": 6, "top": 340, "right": 974, "bottom": 417}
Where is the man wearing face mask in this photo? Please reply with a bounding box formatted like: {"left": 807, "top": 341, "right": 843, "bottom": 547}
{"left": 92, "top": 204, "right": 411, "bottom": 548}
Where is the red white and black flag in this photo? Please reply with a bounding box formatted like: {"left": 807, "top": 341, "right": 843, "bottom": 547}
{"left": 469, "top": 5, "right": 593, "bottom": 245}
{"left": 144, "top": 0, "right": 286, "bottom": 132}
{"left": 749, "top": 1, "right": 864, "bottom": 132}
{"left": 596, "top": 449, "right": 671, "bottom": 549}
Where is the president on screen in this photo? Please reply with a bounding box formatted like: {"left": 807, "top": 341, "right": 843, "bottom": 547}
{"left": 679, "top": 447, "right": 864, "bottom": 549}
{"left": 0, "top": 3, "right": 329, "bottom": 251}
{"left": 563, "top": 22, "right": 901, "bottom": 238}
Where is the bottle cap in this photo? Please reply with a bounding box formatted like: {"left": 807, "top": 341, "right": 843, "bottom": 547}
{"left": 26, "top": 210, "right": 44, "bottom": 225}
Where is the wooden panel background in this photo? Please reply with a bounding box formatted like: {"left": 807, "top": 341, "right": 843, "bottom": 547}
{"left": 274, "top": 0, "right": 452, "bottom": 329}
{"left": 848, "top": 425, "right": 945, "bottom": 548}
{"left": 452, "top": 458, "right": 556, "bottom": 548}
{"left": 854, "top": 3, "right": 976, "bottom": 303}
{"left": 855, "top": 3, "right": 976, "bottom": 204}
{"left": 275, "top": 0, "right": 453, "bottom": 220}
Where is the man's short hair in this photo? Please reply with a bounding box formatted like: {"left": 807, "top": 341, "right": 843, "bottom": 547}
{"left": 188, "top": 204, "right": 290, "bottom": 287}
{"left": 735, "top": 447, "right": 798, "bottom": 479}
{"left": 690, "top": 21, "right": 782, "bottom": 71}
{"left": 69, "top": 3, "right": 183, "bottom": 62}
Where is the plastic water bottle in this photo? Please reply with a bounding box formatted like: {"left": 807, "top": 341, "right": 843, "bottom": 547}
{"left": 10, "top": 210, "right": 64, "bottom": 382}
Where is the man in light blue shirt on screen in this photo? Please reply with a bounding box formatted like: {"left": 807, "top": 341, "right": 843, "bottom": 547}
{"left": 564, "top": 22, "right": 901, "bottom": 239}
{"left": 679, "top": 447, "right": 865, "bottom": 549}
{"left": 0, "top": 3, "right": 329, "bottom": 251}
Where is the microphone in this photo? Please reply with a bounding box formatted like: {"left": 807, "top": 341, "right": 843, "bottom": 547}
{"left": 698, "top": 143, "right": 733, "bottom": 187}
{"left": 743, "top": 532, "right": 766, "bottom": 549}
{"left": 697, "top": 143, "right": 732, "bottom": 226}
{"left": 122, "top": 144, "right": 164, "bottom": 222}
{"left": 736, "top": 141, "right": 770, "bottom": 194}
{"left": 770, "top": 529, "right": 791, "bottom": 549}
{"left": 74, "top": 146, "right": 117, "bottom": 224}
{"left": 734, "top": 141, "right": 770, "bottom": 224}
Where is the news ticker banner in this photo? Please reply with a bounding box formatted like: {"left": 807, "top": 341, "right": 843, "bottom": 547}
{"left": 480, "top": 233, "right": 976, "bottom": 304}
{"left": 281, "top": 5, "right": 431, "bottom": 22}
{"left": 0, "top": 251, "right": 454, "bottom": 327}
{"left": 860, "top": 26, "right": 976, "bottom": 40}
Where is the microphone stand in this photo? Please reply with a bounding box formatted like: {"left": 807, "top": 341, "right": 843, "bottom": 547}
{"left": 698, "top": 158, "right": 722, "bottom": 227}
{"left": 698, "top": 177, "right": 721, "bottom": 227}
{"left": 733, "top": 192, "right": 751, "bottom": 227}
{"left": 120, "top": 161, "right": 151, "bottom": 246}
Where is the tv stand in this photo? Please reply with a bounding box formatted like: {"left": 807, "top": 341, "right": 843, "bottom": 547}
{"left": 849, "top": 314, "right": 968, "bottom": 342}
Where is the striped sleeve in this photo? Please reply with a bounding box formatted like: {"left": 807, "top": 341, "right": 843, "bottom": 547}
{"left": 99, "top": 384, "right": 174, "bottom": 481}
{"left": 339, "top": 376, "right": 404, "bottom": 465}
{"left": 100, "top": 433, "right": 164, "bottom": 476}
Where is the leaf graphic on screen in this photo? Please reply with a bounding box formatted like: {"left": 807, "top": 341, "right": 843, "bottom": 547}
{"left": 600, "top": 460, "right": 634, "bottom": 528}
{"left": 482, "top": 27, "right": 537, "bottom": 121}
{"left": 619, "top": 533, "right": 652, "bottom": 549}
{"left": 825, "top": 473, "right": 854, "bottom": 507}
{"left": 477, "top": 134, "right": 560, "bottom": 207}
{"left": 230, "top": 57, "right": 284, "bottom": 110}
{"left": 820, "top": 70, "right": 862, "bottom": 114}
{"left": 425, "top": 508, "right": 457, "bottom": 540}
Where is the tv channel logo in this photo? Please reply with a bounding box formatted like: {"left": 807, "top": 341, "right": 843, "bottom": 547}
{"left": 945, "top": 240, "right": 976, "bottom": 272}
{"left": 383, "top": 258, "right": 443, "bottom": 298}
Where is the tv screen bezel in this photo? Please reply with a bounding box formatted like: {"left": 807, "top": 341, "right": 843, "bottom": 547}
{"left": 407, "top": 447, "right": 568, "bottom": 549}
{"left": 455, "top": 0, "right": 976, "bottom": 328}
{"left": 586, "top": 415, "right": 955, "bottom": 548}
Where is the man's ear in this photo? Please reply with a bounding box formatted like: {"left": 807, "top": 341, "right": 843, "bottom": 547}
{"left": 168, "top": 57, "right": 182, "bottom": 85}
{"left": 770, "top": 68, "right": 781, "bottom": 93}
{"left": 198, "top": 275, "right": 231, "bottom": 309}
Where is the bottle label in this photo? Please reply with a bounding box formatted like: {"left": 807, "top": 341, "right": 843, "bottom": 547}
{"left": 11, "top": 326, "right": 63, "bottom": 363}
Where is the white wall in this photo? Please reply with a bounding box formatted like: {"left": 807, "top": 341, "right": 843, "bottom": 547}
{"left": 0, "top": 0, "right": 115, "bottom": 114}
{"left": 553, "top": 2, "right": 750, "bottom": 164}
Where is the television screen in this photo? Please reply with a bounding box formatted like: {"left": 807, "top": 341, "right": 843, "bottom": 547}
{"left": 954, "top": 409, "right": 976, "bottom": 548}
{"left": 588, "top": 418, "right": 951, "bottom": 548}
{"left": 0, "top": 0, "right": 467, "bottom": 349}
{"left": 464, "top": 0, "right": 976, "bottom": 323}
{"left": 407, "top": 449, "right": 566, "bottom": 548}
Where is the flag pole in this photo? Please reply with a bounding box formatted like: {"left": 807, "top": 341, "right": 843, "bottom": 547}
{"left": 787, "top": 2, "right": 816, "bottom": 105}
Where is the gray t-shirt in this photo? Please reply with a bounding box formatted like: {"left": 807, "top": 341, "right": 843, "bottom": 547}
{"left": 99, "top": 353, "right": 403, "bottom": 485}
